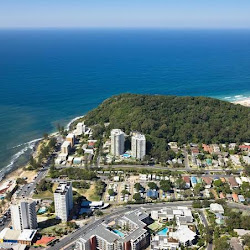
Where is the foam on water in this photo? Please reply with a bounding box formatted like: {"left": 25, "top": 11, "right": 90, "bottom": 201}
{"left": 0, "top": 138, "right": 41, "bottom": 181}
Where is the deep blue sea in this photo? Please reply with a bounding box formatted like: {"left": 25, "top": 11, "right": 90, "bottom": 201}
{"left": 0, "top": 29, "right": 250, "bottom": 176}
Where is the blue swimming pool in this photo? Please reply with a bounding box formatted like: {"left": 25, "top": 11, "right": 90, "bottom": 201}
{"left": 38, "top": 207, "right": 47, "bottom": 214}
{"left": 113, "top": 229, "right": 125, "bottom": 237}
{"left": 123, "top": 153, "right": 131, "bottom": 158}
{"left": 157, "top": 227, "right": 169, "bottom": 235}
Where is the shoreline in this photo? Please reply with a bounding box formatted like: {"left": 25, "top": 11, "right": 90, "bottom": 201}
{"left": 232, "top": 97, "right": 250, "bottom": 107}
{"left": 0, "top": 115, "right": 85, "bottom": 188}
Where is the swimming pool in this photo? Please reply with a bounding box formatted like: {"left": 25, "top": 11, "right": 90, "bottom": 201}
{"left": 157, "top": 227, "right": 169, "bottom": 235}
{"left": 123, "top": 153, "right": 131, "bottom": 158}
{"left": 113, "top": 229, "right": 125, "bottom": 237}
{"left": 38, "top": 207, "right": 47, "bottom": 214}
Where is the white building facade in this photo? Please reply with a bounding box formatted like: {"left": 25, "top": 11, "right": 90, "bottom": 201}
{"left": 54, "top": 182, "right": 73, "bottom": 222}
{"left": 131, "top": 133, "right": 146, "bottom": 160}
{"left": 110, "top": 129, "right": 125, "bottom": 156}
{"left": 11, "top": 201, "right": 38, "bottom": 231}
{"left": 76, "top": 122, "right": 86, "bottom": 136}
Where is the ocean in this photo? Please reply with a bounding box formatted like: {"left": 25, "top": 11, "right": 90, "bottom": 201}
{"left": 0, "top": 29, "right": 250, "bottom": 177}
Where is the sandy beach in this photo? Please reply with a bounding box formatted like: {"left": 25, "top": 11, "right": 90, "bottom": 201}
{"left": 233, "top": 97, "right": 250, "bottom": 107}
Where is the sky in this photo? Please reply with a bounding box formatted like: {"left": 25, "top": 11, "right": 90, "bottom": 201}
{"left": 0, "top": 0, "right": 250, "bottom": 29}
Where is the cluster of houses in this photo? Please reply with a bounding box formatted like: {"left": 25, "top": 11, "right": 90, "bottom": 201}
{"left": 150, "top": 206, "right": 197, "bottom": 249}
{"left": 136, "top": 172, "right": 250, "bottom": 204}
{"left": 75, "top": 207, "right": 198, "bottom": 250}
{"left": 55, "top": 122, "right": 96, "bottom": 166}
{"left": 182, "top": 175, "right": 249, "bottom": 203}
{"left": 188, "top": 142, "right": 250, "bottom": 168}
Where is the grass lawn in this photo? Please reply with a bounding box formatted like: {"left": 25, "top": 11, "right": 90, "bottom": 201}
{"left": 33, "top": 183, "right": 58, "bottom": 200}
{"left": 148, "top": 221, "right": 163, "bottom": 232}
{"left": 40, "top": 222, "right": 67, "bottom": 235}
{"left": 75, "top": 183, "right": 101, "bottom": 201}
{"left": 33, "top": 190, "right": 53, "bottom": 200}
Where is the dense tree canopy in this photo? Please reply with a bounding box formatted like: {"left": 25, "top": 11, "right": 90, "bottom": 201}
{"left": 85, "top": 94, "right": 250, "bottom": 160}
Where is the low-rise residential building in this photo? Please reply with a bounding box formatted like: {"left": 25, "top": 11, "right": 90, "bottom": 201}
{"left": 238, "top": 195, "right": 245, "bottom": 203}
{"left": 190, "top": 177, "right": 197, "bottom": 188}
{"left": 202, "top": 177, "right": 213, "bottom": 188}
{"left": 239, "top": 145, "right": 250, "bottom": 152}
{"left": 230, "top": 155, "right": 241, "bottom": 166}
{"left": 210, "top": 203, "right": 224, "bottom": 214}
{"left": 227, "top": 177, "right": 239, "bottom": 188}
{"left": 147, "top": 190, "right": 159, "bottom": 199}
{"left": 151, "top": 207, "right": 193, "bottom": 226}
{"left": 0, "top": 228, "right": 37, "bottom": 246}
{"left": 232, "top": 193, "right": 239, "bottom": 202}
{"left": 169, "top": 225, "right": 197, "bottom": 246}
{"left": 202, "top": 144, "right": 213, "bottom": 154}
{"left": 182, "top": 176, "right": 190, "bottom": 189}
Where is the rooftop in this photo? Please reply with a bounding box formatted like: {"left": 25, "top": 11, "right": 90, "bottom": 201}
{"left": 54, "top": 182, "right": 71, "bottom": 194}
{"left": 18, "top": 229, "right": 37, "bottom": 241}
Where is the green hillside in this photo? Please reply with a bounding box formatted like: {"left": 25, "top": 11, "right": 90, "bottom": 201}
{"left": 84, "top": 94, "right": 249, "bottom": 158}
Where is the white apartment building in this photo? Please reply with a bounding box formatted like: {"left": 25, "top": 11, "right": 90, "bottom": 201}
{"left": 61, "top": 141, "right": 71, "bottom": 155}
{"left": 110, "top": 129, "right": 125, "bottom": 156}
{"left": 76, "top": 122, "right": 86, "bottom": 136}
{"left": 131, "top": 133, "right": 146, "bottom": 160}
{"left": 54, "top": 182, "right": 73, "bottom": 222}
{"left": 75, "top": 209, "right": 150, "bottom": 250}
{"left": 11, "top": 201, "right": 37, "bottom": 231}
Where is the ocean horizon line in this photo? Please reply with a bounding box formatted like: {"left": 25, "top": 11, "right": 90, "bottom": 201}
{"left": 1, "top": 27, "right": 250, "bottom": 31}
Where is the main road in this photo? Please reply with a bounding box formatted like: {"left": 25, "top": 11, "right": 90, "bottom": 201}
{"left": 48, "top": 200, "right": 250, "bottom": 250}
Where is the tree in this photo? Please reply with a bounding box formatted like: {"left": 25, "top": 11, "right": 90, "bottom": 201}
{"left": 134, "top": 183, "right": 143, "bottom": 192}
{"left": 243, "top": 234, "right": 250, "bottom": 248}
{"left": 108, "top": 189, "right": 115, "bottom": 196}
{"left": 197, "top": 154, "right": 205, "bottom": 160}
{"left": 214, "top": 236, "right": 230, "bottom": 250}
{"left": 48, "top": 202, "right": 55, "bottom": 213}
{"left": 192, "top": 200, "right": 202, "bottom": 208}
{"left": 121, "top": 190, "right": 130, "bottom": 195}
{"left": 193, "top": 183, "right": 204, "bottom": 196}
{"left": 165, "top": 150, "right": 176, "bottom": 161}
{"left": 175, "top": 178, "right": 186, "bottom": 189}
{"left": 85, "top": 94, "right": 249, "bottom": 150}
{"left": 43, "top": 133, "right": 49, "bottom": 139}
{"left": 202, "top": 200, "right": 211, "bottom": 208}
{"left": 148, "top": 182, "right": 158, "bottom": 190}
{"left": 160, "top": 180, "right": 172, "bottom": 192}
{"left": 133, "top": 193, "right": 143, "bottom": 201}
{"left": 95, "top": 210, "right": 104, "bottom": 216}
{"left": 205, "top": 227, "right": 213, "bottom": 244}
{"left": 16, "top": 178, "right": 27, "bottom": 185}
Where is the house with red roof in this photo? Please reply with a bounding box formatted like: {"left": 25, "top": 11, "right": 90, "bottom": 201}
{"left": 227, "top": 177, "right": 239, "bottom": 188}
{"left": 182, "top": 176, "right": 190, "bottom": 188}
{"left": 34, "top": 236, "right": 56, "bottom": 247}
{"left": 202, "top": 177, "right": 213, "bottom": 188}
{"left": 232, "top": 193, "right": 239, "bottom": 203}
{"left": 202, "top": 144, "right": 213, "bottom": 154}
{"left": 239, "top": 145, "right": 250, "bottom": 152}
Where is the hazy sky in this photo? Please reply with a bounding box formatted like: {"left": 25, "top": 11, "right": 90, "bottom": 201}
{"left": 1, "top": 0, "right": 250, "bottom": 28}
